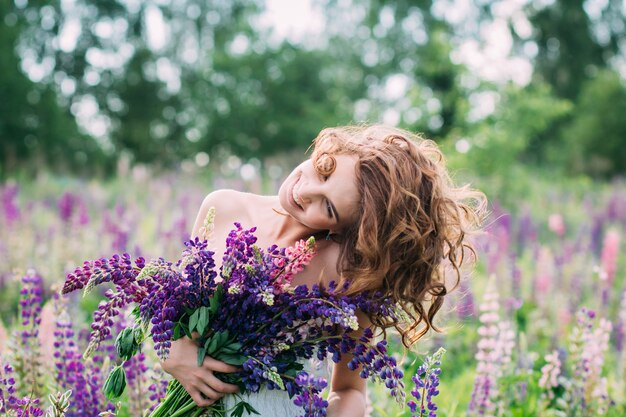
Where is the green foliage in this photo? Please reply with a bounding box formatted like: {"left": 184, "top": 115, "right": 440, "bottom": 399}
{"left": 1, "top": 0, "right": 625, "bottom": 180}
{"left": 556, "top": 70, "right": 626, "bottom": 178}
{"left": 0, "top": 0, "right": 104, "bottom": 176}
{"left": 450, "top": 83, "right": 571, "bottom": 178}
{"left": 527, "top": 0, "right": 619, "bottom": 100}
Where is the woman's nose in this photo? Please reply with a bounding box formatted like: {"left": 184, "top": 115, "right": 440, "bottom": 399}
{"left": 298, "top": 180, "right": 322, "bottom": 204}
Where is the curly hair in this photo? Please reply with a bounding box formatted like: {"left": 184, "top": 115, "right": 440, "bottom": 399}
{"left": 309, "top": 125, "right": 486, "bottom": 348}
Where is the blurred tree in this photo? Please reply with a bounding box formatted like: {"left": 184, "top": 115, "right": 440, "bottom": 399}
{"left": 192, "top": 43, "right": 361, "bottom": 159}
{"left": 526, "top": 0, "right": 624, "bottom": 100}
{"left": 556, "top": 70, "right": 626, "bottom": 178}
{"left": 460, "top": 82, "right": 571, "bottom": 177}
{"left": 508, "top": 0, "right": 626, "bottom": 173}
{"left": 0, "top": 0, "right": 101, "bottom": 177}
{"left": 156, "top": 1, "right": 369, "bottom": 161}
{"left": 322, "top": 0, "right": 468, "bottom": 140}
{"left": 113, "top": 48, "right": 187, "bottom": 167}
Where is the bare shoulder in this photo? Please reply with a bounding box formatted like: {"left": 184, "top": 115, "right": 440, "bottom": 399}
{"left": 201, "top": 189, "right": 246, "bottom": 209}
{"left": 192, "top": 189, "right": 249, "bottom": 237}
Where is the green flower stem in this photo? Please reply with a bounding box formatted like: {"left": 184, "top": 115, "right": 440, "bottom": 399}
{"left": 169, "top": 400, "right": 198, "bottom": 417}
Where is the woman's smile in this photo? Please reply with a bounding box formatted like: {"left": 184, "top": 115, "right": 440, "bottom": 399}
{"left": 290, "top": 174, "right": 304, "bottom": 210}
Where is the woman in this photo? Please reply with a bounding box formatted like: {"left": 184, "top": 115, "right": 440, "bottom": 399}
{"left": 161, "top": 124, "right": 485, "bottom": 416}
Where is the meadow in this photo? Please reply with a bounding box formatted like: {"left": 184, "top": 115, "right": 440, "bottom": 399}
{"left": 0, "top": 167, "right": 624, "bottom": 417}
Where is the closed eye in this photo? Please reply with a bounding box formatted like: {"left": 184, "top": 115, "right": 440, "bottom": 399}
{"left": 319, "top": 173, "right": 339, "bottom": 222}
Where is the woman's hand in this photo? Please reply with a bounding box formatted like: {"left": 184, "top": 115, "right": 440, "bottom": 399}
{"left": 160, "top": 336, "right": 240, "bottom": 407}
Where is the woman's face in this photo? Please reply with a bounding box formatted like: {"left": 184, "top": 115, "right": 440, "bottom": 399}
{"left": 279, "top": 154, "right": 360, "bottom": 232}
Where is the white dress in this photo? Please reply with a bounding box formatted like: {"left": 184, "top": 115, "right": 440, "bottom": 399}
{"left": 222, "top": 358, "right": 332, "bottom": 417}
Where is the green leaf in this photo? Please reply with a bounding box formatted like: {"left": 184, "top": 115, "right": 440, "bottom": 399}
{"left": 284, "top": 363, "right": 304, "bottom": 378}
{"left": 231, "top": 402, "right": 246, "bottom": 417}
{"left": 102, "top": 365, "right": 127, "bottom": 400}
{"left": 189, "top": 309, "right": 200, "bottom": 333}
{"left": 230, "top": 400, "right": 260, "bottom": 417}
{"left": 172, "top": 323, "right": 181, "bottom": 340}
{"left": 197, "top": 346, "right": 207, "bottom": 367}
{"left": 182, "top": 323, "right": 192, "bottom": 339}
{"left": 217, "top": 353, "right": 247, "bottom": 366}
{"left": 243, "top": 402, "right": 260, "bottom": 415}
{"left": 210, "top": 284, "right": 223, "bottom": 314}
{"left": 206, "top": 333, "right": 219, "bottom": 355}
{"left": 226, "top": 341, "right": 242, "bottom": 351}
{"left": 115, "top": 327, "right": 138, "bottom": 361}
{"left": 196, "top": 307, "right": 210, "bottom": 335}
{"left": 216, "top": 330, "right": 229, "bottom": 347}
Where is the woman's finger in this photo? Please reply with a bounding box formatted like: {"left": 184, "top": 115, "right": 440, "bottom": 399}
{"left": 190, "top": 390, "right": 213, "bottom": 408}
{"left": 196, "top": 383, "right": 222, "bottom": 402}
{"left": 205, "top": 372, "right": 240, "bottom": 394}
{"left": 201, "top": 356, "right": 240, "bottom": 373}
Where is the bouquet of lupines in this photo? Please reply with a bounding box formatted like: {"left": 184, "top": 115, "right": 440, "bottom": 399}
{"left": 61, "top": 208, "right": 405, "bottom": 417}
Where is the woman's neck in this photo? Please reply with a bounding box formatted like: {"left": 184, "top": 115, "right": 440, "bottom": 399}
{"left": 254, "top": 195, "right": 322, "bottom": 245}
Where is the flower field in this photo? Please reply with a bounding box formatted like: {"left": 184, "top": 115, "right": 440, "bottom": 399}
{"left": 1, "top": 172, "right": 625, "bottom": 417}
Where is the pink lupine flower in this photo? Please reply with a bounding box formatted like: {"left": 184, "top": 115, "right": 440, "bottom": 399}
{"left": 38, "top": 301, "right": 57, "bottom": 365}
{"left": 534, "top": 247, "right": 554, "bottom": 304}
{"left": 538, "top": 351, "right": 561, "bottom": 399}
{"left": 272, "top": 236, "right": 316, "bottom": 290}
{"left": 600, "top": 230, "right": 620, "bottom": 284}
{"left": 548, "top": 214, "right": 566, "bottom": 237}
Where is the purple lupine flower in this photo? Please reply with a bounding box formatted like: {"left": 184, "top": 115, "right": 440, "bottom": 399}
{"left": 515, "top": 209, "right": 536, "bottom": 253}
{"left": 590, "top": 214, "right": 604, "bottom": 256}
{"left": 58, "top": 191, "right": 76, "bottom": 223}
{"left": 147, "top": 371, "right": 170, "bottom": 413}
{"left": 408, "top": 347, "right": 445, "bottom": 417}
{"left": 293, "top": 372, "right": 329, "bottom": 417}
{"left": 568, "top": 308, "right": 612, "bottom": 413}
{"left": 103, "top": 207, "right": 130, "bottom": 252}
{"left": 13, "top": 270, "right": 45, "bottom": 398}
{"left": 616, "top": 290, "right": 626, "bottom": 353}
{"left": 124, "top": 352, "right": 150, "bottom": 415}
{"left": 51, "top": 292, "right": 113, "bottom": 417}
{"left": 0, "top": 363, "right": 44, "bottom": 416}
{"left": 1, "top": 183, "right": 21, "bottom": 225}
{"left": 77, "top": 196, "right": 90, "bottom": 225}
{"left": 606, "top": 185, "right": 626, "bottom": 223}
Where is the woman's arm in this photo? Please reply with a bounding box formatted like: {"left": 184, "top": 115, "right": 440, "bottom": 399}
{"left": 326, "top": 311, "right": 371, "bottom": 417}
{"left": 327, "top": 358, "right": 367, "bottom": 417}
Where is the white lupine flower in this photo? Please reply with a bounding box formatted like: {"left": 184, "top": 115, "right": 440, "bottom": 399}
{"left": 228, "top": 284, "right": 242, "bottom": 294}
{"left": 343, "top": 314, "right": 359, "bottom": 331}
{"left": 274, "top": 342, "right": 290, "bottom": 352}
{"left": 260, "top": 290, "right": 274, "bottom": 306}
